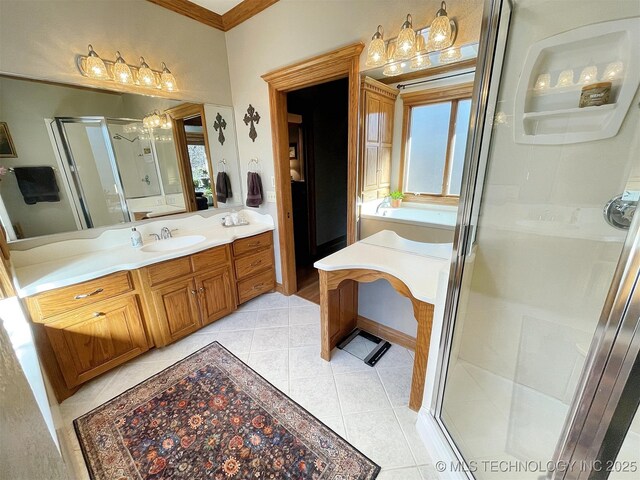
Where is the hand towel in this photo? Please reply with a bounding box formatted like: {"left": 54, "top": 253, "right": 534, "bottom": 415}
{"left": 13, "top": 166, "right": 60, "bottom": 205}
{"left": 246, "top": 171, "right": 263, "bottom": 207}
{"left": 216, "top": 171, "right": 233, "bottom": 203}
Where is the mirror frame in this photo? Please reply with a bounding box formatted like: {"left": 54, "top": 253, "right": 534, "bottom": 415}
{"left": 166, "top": 103, "right": 218, "bottom": 212}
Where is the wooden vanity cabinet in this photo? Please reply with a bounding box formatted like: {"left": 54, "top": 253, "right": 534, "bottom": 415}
{"left": 25, "top": 271, "right": 149, "bottom": 392}
{"left": 138, "top": 244, "right": 236, "bottom": 346}
{"left": 232, "top": 231, "right": 276, "bottom": 304}
{"left": 360, "top": 77, "right": 398, "bottom": 202}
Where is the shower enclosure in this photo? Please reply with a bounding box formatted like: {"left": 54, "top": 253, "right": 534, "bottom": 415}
{"left": 49, "top": 116, "right": 181, "bottom": 229}
{"left": 431, "top": 1, "right": 640, "bottom": 479}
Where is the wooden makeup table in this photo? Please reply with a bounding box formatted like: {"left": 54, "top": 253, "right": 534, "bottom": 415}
{"left": 314, "top": 231, "right": 452, "bottom": 411}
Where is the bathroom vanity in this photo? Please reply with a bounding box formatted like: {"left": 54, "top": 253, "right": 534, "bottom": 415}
{"left": 14, "top": 211, "right": 276, "bottom": 401}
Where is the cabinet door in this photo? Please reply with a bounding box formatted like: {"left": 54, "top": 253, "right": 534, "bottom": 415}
{"left": 195, "top": 266, "right": 235, "bottom": 326}
{"left": 45, "top": 295, "right": 148, "bottom": 388}
{"left": 151, "top": 277, "right": 201, "bottom": 344}
{"left": 377, "top": 146, "right": 392, "bottom": 190}
{"left": 379, "top": 100, "right": 395, "bottom": 144}
{"left": 363, "top": 146, "right": 380, "bottom": 192}
{"left": 365, "top": 95, "right": 381, "bottom": 143}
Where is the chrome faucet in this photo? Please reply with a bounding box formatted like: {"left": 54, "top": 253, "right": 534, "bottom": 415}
{"left": 160, "top": 227, "right": 175, "bottom": 239}
{"left": 376, "top": 196, "right": 391, "bottom": 214}
{"left": 148, "top": 233, "right": 160, "bottom": 241}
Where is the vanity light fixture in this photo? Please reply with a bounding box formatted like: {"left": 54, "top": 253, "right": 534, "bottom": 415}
{"left": 113, "top": 51, "right": 134, "bottom": 85}
{"left": 160, "top": 63, "right": 178, "bottom": 92}
{"left": 396, "top": 14, "right": 416, "bottom": 60}
{"left": 77, "top": 45, "right": 179, "bottom": 92}
{"left": 427, "top": 2, "right": 454, "bottom": 51}
{"left": 137, "top": 57, "right": 157, "bottom": 87}
{"left": 84, "top": 45, "right": 109, "bottom": 79}
{"left": 365, "top": 25, "right": 387, "bottom": 68}
{"left": 143, "top": 111, "right": 172, "bottom": 130}
{"left": 364, "top": 3, "right": 458, "bottom": 78}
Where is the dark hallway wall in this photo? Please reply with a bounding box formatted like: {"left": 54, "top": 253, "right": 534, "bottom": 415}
{"left": 288, "top": 78, "right": 348, "bottom": 253}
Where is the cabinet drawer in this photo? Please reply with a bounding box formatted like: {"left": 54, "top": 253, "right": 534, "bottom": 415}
{"left": 233, "top": 231, "right": 273, "bottom": 257}
{"left": 44, "top": 295, "right": 148, "bottom": 388}
{"left": 237, "top": 269, "right": 275, "bottom": 304}
{"left": 145, "top": 256, "right": 192, "bottom": 286}
{"left": 28, "top": 271, "right": 133, "bottom": 321}
{"left": 234, "top": 248, "right": 273, "bottom": 281}
{"left": 191, "top": 245, "right": 229, "bottom": 273}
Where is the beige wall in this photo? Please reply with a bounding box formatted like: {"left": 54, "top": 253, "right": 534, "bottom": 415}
{"left": 0, "top": 0, "right": 232, "bottom": 105}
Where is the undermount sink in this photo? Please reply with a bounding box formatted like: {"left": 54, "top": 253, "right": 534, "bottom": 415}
{"left": 141, "top": 235, "right": 206, "bottom": 252}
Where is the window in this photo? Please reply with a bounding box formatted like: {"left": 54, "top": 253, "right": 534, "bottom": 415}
{"left": 400, "top": 84, "right": 473, "bottom": 203}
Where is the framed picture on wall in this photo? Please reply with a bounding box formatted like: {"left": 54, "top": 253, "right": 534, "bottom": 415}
{"left": 289, "top": 144, "right": 297, "bottom": 159}
{"left": 0, "top": 122, "right": 17, "bottom": 158}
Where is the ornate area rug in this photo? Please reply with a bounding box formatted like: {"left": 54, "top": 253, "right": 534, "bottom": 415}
{"left": 75, "top": 341, "right": 380, "bottom": 479}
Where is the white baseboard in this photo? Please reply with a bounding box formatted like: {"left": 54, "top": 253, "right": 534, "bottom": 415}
{"left": 416, "top": 409, "right": 470, "bottom": 480}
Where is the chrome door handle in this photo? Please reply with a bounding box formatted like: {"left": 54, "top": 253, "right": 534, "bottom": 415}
{"left": 604, "top": 194, "right": 637, "bottom": 230}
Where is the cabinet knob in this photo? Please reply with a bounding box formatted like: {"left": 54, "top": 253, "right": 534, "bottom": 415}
{"left": 198, "top": 287, "right": 205, "bottom": 293}
{"left": 253, "top": 282, "right": 265, "bottom": 290}
{"left": 250, "top": 260, "right": 262, "bottom": 267}
{"left": 191, "top": 289, "right": 197, "bottom": 295}
{"left": 92, "top": 312, "right": 104, "bottom": 317}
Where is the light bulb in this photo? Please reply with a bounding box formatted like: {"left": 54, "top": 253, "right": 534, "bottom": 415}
{"left": 534, "top": 73, "right": 551, "bottom": 91}
{"left": 160, "top": 62, "right": 178, "bottom": 92}
{"left": 556, "top": 69, "right": 574, "bottom": 88}
{"left": 578, "top": 66, "right": 598, "bottom": 85}
{"left": 160, "top": 114, "right": 172, "bottom": 130}
{"left": 439, "top": 47, "right": 461, "bottom": 64}
{"left": 427, "top": 2, "right": 453, "bottom": 51}
{"left": 383, "top": 62, "right": 402, "bottom": 77}
{"left": 366, "top": 25, "right": 387, "bottom": 68}
{"left": 137, "top": 56, "right": 156, "bottom": 87}
{"left": 113, "top": 51, "right": 133, "bottom": 85}
{"left": 410, "top": 35, "right": 430, "bottom": 70}
{"left": 85, "top": 44, "right": 108, "bottom": 79}
{"left": 602, "top": 61, "right": 624, "bottom": 80}
{"left": 395, "top": 14, "right": 416, "bottom": 60}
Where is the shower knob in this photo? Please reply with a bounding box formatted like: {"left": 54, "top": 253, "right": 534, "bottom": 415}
{"left": 603, "top": 194, "right": 637, "bottom": 230}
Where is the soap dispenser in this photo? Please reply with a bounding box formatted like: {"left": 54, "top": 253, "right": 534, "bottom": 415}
{"left": 131, "top": 227, "right": 143, "bottom": 248}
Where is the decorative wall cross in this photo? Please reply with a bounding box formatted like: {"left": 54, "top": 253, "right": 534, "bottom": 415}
{"left": 243, "top": 104, "right": 260, "bottom": 142}
{"left": 213, "top": 112, "right": 227, "bottom": 145}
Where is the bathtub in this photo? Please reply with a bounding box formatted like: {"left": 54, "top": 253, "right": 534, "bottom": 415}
{"left": 359, "top": 202, "right": 457, "bottom": 243}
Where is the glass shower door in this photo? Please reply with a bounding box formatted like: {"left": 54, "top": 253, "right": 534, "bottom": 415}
{"left": 435, "top": 0, "right": 640, "bottom": 478}
{"left": 54, "top": 118, "right": 131, "bottom": 228}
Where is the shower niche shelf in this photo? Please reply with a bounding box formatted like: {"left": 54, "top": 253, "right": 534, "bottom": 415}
{"left": 514, "top": 17, "right": 640, "bottom": 145}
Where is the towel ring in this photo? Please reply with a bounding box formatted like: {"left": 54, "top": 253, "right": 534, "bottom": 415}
{"left": 248, "top": 158, "right": 260, "bottom": 172}
{"left": 218, "top": 159, "right": 226, "bottom": 172}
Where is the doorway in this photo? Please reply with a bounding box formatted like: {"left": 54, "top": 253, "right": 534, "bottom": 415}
{"left": 286, "top": 78, "right": 349, "bottom": 303}
{"left": 262, "top": 43, "right": 363, "bottom": 296}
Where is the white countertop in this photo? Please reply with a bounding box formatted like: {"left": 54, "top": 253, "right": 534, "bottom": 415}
{"left": 314, "top": 231, "right": 452, "bottom": 304}
{"left": 12, "top": 210, "right": 274, "bottom": 298}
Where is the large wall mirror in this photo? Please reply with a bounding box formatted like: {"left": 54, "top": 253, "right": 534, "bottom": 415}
{"left": 0, "top": 75, "right": 243, "bottom": 241}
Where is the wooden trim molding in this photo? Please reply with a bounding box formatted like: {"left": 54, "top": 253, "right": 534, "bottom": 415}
{"left": 262, "top": 43, "right": 364, "bottom": 296}
{"left": 361, "top": 76, "right": 400, "bottom": 101}
{"left": 147, "top": 0, "right": 278, "bottom": 31}
{"left": 401, "top": 82, "right": 474, "bottom": 106}
{"left": 378, "top": 58, "right": 477, "bottom": 85}
{"left": 357, "top": 315, "right": 416, "bottom": 351}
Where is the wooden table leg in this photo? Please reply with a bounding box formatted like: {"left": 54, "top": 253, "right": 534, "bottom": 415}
{"left": 319, "top": 270, "right": 331, "bottom": 361}
{"left": 409, "top": 301, "right": 434, "bottom": 411}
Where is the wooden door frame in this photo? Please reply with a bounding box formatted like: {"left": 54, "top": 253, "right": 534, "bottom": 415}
{"left": 166, "top": 103, "right": 218, "bottom": 211}
{"left": 262, "top": 43, "right": 364, "bottom": 295}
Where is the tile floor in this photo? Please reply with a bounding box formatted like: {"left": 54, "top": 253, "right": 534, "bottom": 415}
{"left": 58, "top": 292, "right": 439, "bottom": 480}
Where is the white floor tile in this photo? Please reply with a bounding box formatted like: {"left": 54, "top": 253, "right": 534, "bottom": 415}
{"left": 334, "top": 369, "right": 391, "bottom": 414}
{"left": 378, "top": 467, "right": 423, "bottom": 480}
{"left": 343, "top": 409, "right": 415, "bottom": 470}
{"left": 289, "top": 323, "right": 321, "bottom": 348}
{"left": 378, "top": 366, "right": 413, "bottom": 407}
{"left": 288, "top": 345, "right": 333, "bottom": 379}
{"left": 289, "top": 295, "right": 316, "bottom": 308}
{"left": 251, "top": 326, "right": 289, "bottom": 352}
{"left": 247, "top": 348, "right": 289, "bottom": 382}
{"left": 254, "top": 308, "right": 289, "bottom": 328}
{"left": 394, "top": 407, "right": 433, "bottom": 466}
{"left": 329, "top": 348, "right": 372, "bottom": 375}
{"left": 289, "top": 305, "right": 320, "bottom": 325}
{"left": 289, "top": 375, "right": 342, "bottom": 423}
{"left": 374, "top": 344, "right": 414, "bottom": 370}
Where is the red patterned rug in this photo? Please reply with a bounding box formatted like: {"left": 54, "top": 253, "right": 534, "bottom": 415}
{"left": 75, "top": 341, "right": 380, "bottom": 479}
